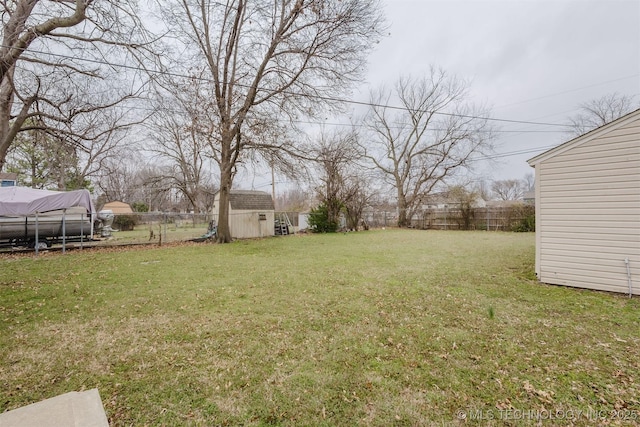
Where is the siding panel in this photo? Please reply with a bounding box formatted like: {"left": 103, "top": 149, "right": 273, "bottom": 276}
{"left": 539, "top": 219, "right": 637, "bottom": 226}
{"left": 534, "top": 112, "right": 640, "bottom": 295}
{"left": 541, "top": 187, "right": 639, "bottom": 198}
{"left": 544, "top": 145, "right": 638, "bottom": 163}
{"left": 544, "top": 135, "right": 638, "bottom": 159}
{"left": 541, "top": 163, "right": 638, "bottom": 177}
{"left": 541, "top": 236, "right": 640, "bottom": 248}
{"left": 540, "top": 174, "right": 638, "bottom": 187}
{"left": 540, "top": 226, "right": 639, "bottom": 236}
{"left": 540, "top": 208, "right": 639, "bottom": 215}
{"left": 540, "top": 244, "right": 639, "bottom": 257}
{"left": 538, "top": 271, "right": 635, "bottom": 294}
{"left": 541, "top": 259, "right": 639, "bottom": 276}
{"left": 544, "top": 153, "right": 640, "bottom": 169}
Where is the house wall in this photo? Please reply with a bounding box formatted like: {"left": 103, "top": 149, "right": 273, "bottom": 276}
{"left": 533, "top": 115, "right": 640, "bottom": 294}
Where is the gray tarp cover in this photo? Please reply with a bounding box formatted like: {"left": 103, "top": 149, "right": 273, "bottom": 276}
{"left": 0, "top": 187, "right": 95, "bottom": 216}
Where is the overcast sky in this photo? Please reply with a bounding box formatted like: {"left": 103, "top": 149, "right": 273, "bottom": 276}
{"left": 239, "top": 0, "right": 639, "bottom": 193}
{"left": 358, "top": 0, "right": 640, "bottom": 182}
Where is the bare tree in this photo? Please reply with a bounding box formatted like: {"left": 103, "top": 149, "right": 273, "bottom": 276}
{"left": 448, "top": 184, "right": 478, "bottom": 230}
{"left": 58, "top": 82, "right": 145, "bottom": 190}
{"left": 308, "top": 129, "right": 375, "bottom": 231}
{"left": 491, "top": 179, "right": 524, "bottom": 201}
{"left": 147, "top": 91, "right": 216, "bottom": 214}
{"left": 7, "top": 89, "right": 142, "bottom": 190}
{"left": 154, "top": 0, "right": 385, "bottom": 242}
{"left": 474, "top": 179, "right": 492, "bottom": 202}
{"left": 341, "top": 174, "right": 376, "bottom": 230}
{"left": 136, "top": 166, "right": 175, "bottom": 212}
{"left": 522, "top": 173, "right": 535, "bottom": 192}
{"left": 309, "top": 129, "right": 360, "bottom": 229}
{"left": 0, "top": 0, "right": 150, "bottom": 171}
{"left": 198, "top": 182, "right": 218, "bottom": 214}
{"left": 96, "top": 157, "right": 145, "bottom": 206}
{"left": 568, "top": 93, "right": 638, "bottom": 137}
{"left": 98, "top": 162, "right": 175, "bottom": 212}
{"left": 275, "top": 187, "right": 313, "bottom": 211}
{"left": 362, "top": 69, "right": 494, "bottom": 227}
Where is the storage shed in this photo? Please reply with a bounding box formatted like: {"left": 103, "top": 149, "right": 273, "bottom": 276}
{"left": 527, "top": 109, "right": 640, "bottom": 295}
{"left": 212, "top": 190, "right": 275, "bottom": 239}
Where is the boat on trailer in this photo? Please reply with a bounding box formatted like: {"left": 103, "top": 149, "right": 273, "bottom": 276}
{"left": 0, "top": 186, "right": 104, "bottom": 249}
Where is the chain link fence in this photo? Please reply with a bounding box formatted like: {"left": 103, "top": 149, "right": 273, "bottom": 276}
{"left": 105, "top": 212, "right": 213, "bottom": 245}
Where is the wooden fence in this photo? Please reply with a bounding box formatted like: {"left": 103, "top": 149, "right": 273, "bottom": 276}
{"left": 361, "top": 205, "right": 535, "bottom": 231}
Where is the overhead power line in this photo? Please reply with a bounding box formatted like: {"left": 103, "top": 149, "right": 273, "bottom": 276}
{"left": 11, "top": 44, "right": 575, "bottom": 129}
{"left": 493, "top": 74, "right": 640, "bottom": 110}
{"left": 467, "top": 144, "right": 559, "bottom": 163}
{"left": 125, "top": 102, "right": 566, "bottom": 133}
{"left": 288, "top": 118, "right": 564, "bottom": 133}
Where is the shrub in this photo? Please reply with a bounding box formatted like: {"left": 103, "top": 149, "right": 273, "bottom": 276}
{"left": 308, "top": 203, "right": 339, "bottom": 233}
{"left": 511, "top": 205, "right": 535, "bottom": 232}
{"left": 132, "top": 202, "right": 149, "bottom": 212}
{"left": 512, "top": 213, "right": 535, "bottom": 232}
{"left": 113, "top": 214, "right": 138, "bottom": 231}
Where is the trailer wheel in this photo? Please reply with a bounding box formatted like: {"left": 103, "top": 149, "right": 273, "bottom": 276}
{"left": 28, "top": 240, "right": 49, "bottom": 250}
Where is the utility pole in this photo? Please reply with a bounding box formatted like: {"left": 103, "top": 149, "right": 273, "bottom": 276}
{"left": 271, "top": 163, "right": 276, "bottom": 205}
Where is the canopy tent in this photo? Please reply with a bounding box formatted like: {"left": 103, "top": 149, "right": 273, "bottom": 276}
{"left": 0, "top": 187, "right": 95, "bottom": 216}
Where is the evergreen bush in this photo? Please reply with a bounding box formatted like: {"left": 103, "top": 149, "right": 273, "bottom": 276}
{"left": 308, "top": 203, "right": 339, "bottom": 233}
{"left": 113, "top": 214, "right": 138, "bottom": 231}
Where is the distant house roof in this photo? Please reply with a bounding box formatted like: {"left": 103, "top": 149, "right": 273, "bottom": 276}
{"left": 0, "top": 172, "right": 17, "bottom": 180}
{"left": 422, "top": 193, "right": 449, "bottom": 206}
{"left": 102, "top": 201, "right": 133, "bottom": 214}
{"left": 422, "top": 191, "right": 486, "bottom": 208}
{"left": 485, "top": 199, "right": 525, "bottom": 208}
{"left": 0, "top": 172, "right": 17, "bottom": 187}
{"left": 523, "top": 190, "right": 535, "bottom": 204}
{"left": 228, "top": 190, "right": 274, "bottom": 211}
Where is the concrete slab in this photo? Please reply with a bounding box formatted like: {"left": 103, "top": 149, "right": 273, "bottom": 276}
{"left": 0, "top": 389, "right": 109, "bottom": 427}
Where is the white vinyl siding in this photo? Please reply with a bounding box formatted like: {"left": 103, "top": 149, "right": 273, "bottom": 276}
{"left": 531, "top": 113, "right": 640, "bottom": 295}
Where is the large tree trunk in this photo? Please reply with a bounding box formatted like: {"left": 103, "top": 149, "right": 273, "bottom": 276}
{"left": 216, "top": 174, "right": 233, "bottom": 243}
{"left": 397, "top": 191, "right": 409, "bottom": 228}
{"left": 327, "top": 197, "right": 342, "bottom": 229}
{"left": 216, "top": 134, "right": 234, "bottom": 243}
{"left": 0, "top": 68, "right": 13, "bottom": 173}
{"left": 0, "top": 140, "right": 8, "bottom": 172}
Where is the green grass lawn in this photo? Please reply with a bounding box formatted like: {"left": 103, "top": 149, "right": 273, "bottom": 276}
{"left": 1, "top": 230, "right": 639, "bottom": 426}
